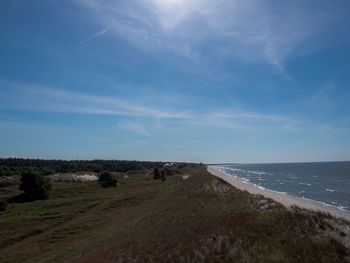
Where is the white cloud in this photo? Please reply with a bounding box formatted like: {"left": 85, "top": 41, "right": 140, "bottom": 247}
{"left": 310, "top": 82, "right": 336, "bottom": 110}
{"left": 0, "top": 81, "right": 187, "bottom": 120}
{"left": 151, "top": 0, "right": 200, "bottom": 30}
{"left": 118, "top": 120, "right": 150, "bottom": 136}
{"left": 80, "top": 26, "right": 110, "bottom": 44}
{"left": 75, "top": 0, "right": 342, "bottom": 70}
{"left": 0, "top": 80, "right": 297, "bottom": 133}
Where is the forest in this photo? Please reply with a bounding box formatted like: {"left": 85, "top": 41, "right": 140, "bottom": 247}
{"left": 0, "top": 158, "right": 169, "bottom": 176}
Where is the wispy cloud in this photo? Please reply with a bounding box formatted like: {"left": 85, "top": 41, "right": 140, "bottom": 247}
{"left": 0, "top": 80, "right": 302, "bottom": 133}
{"left": 0, "top": 81, "right": 187, "bottom": 120}
{"left": 118, "top": 120, "right": 150, "bottom": 136}
{"left": 75, "top": 0, "right": 344, "bottom": 71}
{"left": 79, "top": 26, "right": 110, "bottom": 44}
{"left": 310, "top": 82, "right": 336, "bottom": 110}
{"left": 185, "top": 110, "right": 296, "bottom": 132}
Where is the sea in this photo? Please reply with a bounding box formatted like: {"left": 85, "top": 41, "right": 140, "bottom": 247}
{"left": 213, "top": 162, "right": 350, "bottom": 212}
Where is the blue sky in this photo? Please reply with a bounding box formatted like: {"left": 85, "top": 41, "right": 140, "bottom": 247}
{"left": 0, "top": 0, "right": 350, "bottom": 163}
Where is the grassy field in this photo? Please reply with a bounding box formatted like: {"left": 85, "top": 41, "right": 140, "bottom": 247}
{"left": 0, "top": 165, "right": 349, "bottom": 262}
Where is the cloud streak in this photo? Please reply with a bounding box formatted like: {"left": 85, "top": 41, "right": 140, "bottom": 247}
{"left": 79, "top": 26, "right": 110, "bottom": 44}
{"left": 75, "top": 0, "right": 344, "bottom": 71}
{"left": 118, "top": 120, "right": 150, "bottom": 136}
{"left": 0, "top": 81, "right": 187, "bottom": 120}
{"left": 2, "top": 80, "right": 348, "bottom": 140}
{"left": 0, "top": 80, "right": 294, "bottom": 132}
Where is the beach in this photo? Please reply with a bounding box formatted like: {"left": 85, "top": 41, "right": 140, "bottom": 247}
{"left": 208, "top": 166, "right": 350, "bottom": 221}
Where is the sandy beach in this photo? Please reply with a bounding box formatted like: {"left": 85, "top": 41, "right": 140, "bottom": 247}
{"left": 208, "top": 166, "right": 350, "bottom": 221}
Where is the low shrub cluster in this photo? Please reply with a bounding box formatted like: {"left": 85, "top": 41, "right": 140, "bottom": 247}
{"left": 19, "top": 171, "right": 52, "bottom": 200}
{"left": 153, "top": 167, "right": 180, "bottom": 182}
{"left": 98, "top": 171, "right": 117, "bottom": 188}
{"left": 0, "top": 199, "right": 7, "bottom": 212}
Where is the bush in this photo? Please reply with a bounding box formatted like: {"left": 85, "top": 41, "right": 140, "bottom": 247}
{"left": 98, "top": 171, "right": 117, "bottom": 188}
{"left": 153, "top": 168, "right": 160, "bottom": 180}
{"left": 19, "top": 170, "right": 52, "bottom": 200}
{"left": 0, "top": 199, "right": 7, "bottom": 212}
{"left": 164, "top": 167, "right": 176, "bottom": 176}
{"left": 160, "top": 169, "right": 167, "bottom": 182}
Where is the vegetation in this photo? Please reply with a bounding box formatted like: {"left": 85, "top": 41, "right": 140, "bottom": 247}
{"left": 153, "top": 167, "right": 178, "bottom": 181}
{"left": 153, "top": 168, "right": 160, "bottom": 180}
{"left": 160, "top": 169, "right": 166, "bottom": 182}
{"left": 19, "top": 171, "right": 52, "bottom": 200}
{"left": 0, "top": 158, "right": 167, "bottom": 177}
{"left": 0, "top": 164, "right": 348, "bottom": 262}
{"left": 98, "top": 171, "right": 117, "bottom": 188}
{"left": 0, "top": 199, "right": 7, "bottom": 212}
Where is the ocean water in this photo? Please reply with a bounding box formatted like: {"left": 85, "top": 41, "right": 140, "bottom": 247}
{"left": 214, "top": 162, "right": 350, "bottom": 212}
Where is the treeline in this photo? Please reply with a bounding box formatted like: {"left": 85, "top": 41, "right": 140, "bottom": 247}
{"left": 0, "top": 158, "right": 167, "bottom": 177}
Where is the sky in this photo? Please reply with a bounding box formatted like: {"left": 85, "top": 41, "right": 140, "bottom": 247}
{"left": 0, "top": 0, "right": 350, "bottom": 163}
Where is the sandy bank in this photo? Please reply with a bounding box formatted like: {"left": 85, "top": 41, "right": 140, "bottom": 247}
{"left": 48, "top": 172, "right": 98, "bottom": 183}
{"left": 208, "top": 166, "right": 350, "bottom": 221}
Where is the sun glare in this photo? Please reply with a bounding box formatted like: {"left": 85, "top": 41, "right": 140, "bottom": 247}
{"left": 154, "top": 0, "right": 189, "bottom": 9}
{"left": 153, "top": 0, "right": 199, "bottom": 29}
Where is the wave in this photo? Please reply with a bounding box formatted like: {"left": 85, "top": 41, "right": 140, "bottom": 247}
{"left": 326, "top": 188, "right": 338, "bottom": 192}
{"left": 246, "top": 170, "right": 272, "bottom": 176}
{"left": 301, "top": 196, "right": 348, "bottom": 212}
{"left": 211, "top": 166, "right": 349, "bottom": 213}
{"left": 299, "top": 182, "right": 312, "bottom": 186}
{"left": 217, "top": 166, "right": 274, "bottom": 176}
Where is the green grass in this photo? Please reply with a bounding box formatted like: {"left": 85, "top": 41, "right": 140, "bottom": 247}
{"left": 0, "top": 166, "right": 349, "bottom": 262}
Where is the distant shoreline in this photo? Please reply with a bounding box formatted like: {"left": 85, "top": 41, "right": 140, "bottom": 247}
{"left": 207, "top": 166, "right": 350, "bottom": 221}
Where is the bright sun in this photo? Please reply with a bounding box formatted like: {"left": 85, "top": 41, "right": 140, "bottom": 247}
{"left": 153, "top": 0, "right": 199, "bottom": 29}
{"left": 154, "top": 0, "right": 195, "bottom": 9}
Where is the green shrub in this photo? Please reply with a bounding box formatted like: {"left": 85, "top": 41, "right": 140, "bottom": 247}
{"left": 160, "top": 169, "right": 166, "bottom": 182}
{"left": 164, "top": 167, "right": 175, "bottom": 176}
{"left": 153, "top": 168, "right": 167, "bottom": 182}
{"left": 19, "top": 170, "right": 52, "bottom": 200}
{"left": 98, "top": 171, "right": 117, "bottom": 188}
{"left": 0, "top": 199, "right": 7, "bottom": 212}
{"left": 153, "top": 168, "right": 160, "bottom": 180}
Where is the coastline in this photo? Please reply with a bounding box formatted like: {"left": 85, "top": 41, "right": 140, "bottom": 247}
{"left": 208, "top": 166, "right": 350, "bottom": 221}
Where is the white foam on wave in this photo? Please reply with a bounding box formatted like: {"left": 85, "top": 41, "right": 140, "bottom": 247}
{"left": 270, "top": 189, "right": 287, "bottom": 195}
{"left": 210, "top": 166, "right": 349, "bottom": 214}
{"left": 247, "top": 170, "right": 271, "bottom": 176}
{"left": 301, "top": 196, "right": 348, "bottom": 212}
{"left": 221, "top": 167, "right": 244, "bottom": 173}
{"left": 326, "top": 188, "right": 338, "bottom": 192}
{"left": 219, "top": 166, "right": 274, "bottom": 177}
{"left": 299, "top": 182, "right": 312, "bottom": 186}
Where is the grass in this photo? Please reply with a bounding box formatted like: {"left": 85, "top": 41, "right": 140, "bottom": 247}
{"left": 0, "top": 165, "right": 349, "bottom": 262}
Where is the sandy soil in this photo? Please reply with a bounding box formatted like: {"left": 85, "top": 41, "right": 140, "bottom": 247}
{"left": 208, "top": 166, "right": 350, "bottom": 221}
{"left": 48, "top": 173, "right": 98, "bottom": 182}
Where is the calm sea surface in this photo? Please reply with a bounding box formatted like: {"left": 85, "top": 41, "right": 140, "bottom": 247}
{"left": 214, "top": 162, "right": 350, "bottom": 211}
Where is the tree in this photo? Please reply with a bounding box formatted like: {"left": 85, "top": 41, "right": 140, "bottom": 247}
{"left": 98, "top": 171, "right": 117, "bottom": 188}
{"left": 19, "top": 170, "right": 52, "bottom": 200}
{"left": 153, "top": 168, "right": 160, "bottom": 180}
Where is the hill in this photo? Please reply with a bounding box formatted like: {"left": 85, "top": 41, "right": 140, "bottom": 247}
{"left": 0, "top": 164, "right": 349, "bottom": 262}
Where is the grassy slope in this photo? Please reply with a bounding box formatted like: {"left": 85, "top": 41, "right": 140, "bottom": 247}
{"left": 0, "top": 166, "right": 349, "bottom": 262}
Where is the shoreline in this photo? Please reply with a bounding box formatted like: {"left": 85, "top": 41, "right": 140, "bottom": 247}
{"left": 207, "top": 166, "right": 350, "bottom": 221}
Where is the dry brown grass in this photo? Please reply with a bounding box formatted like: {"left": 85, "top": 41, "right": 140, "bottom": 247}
{"left": 0, "top": 165, "right": 349, "bottom": 262}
